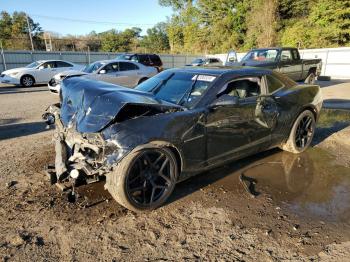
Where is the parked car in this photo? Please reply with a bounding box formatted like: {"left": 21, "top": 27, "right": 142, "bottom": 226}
{"left": 115, "top": 53, "right": 163, "bottom": 72}
{"left": 48, "top": 60, "right": 158, "bottom": 94}
{"left": 44, "top": 66, "right": 322, "bottom": 212}
{"left": 0, "top": 60, "right": 83, "bottom": 87}
{"left": 187, "top": 57, "right": 222, "bottom": 66}
{"left": 226, "top": 47, "right": 322, "bottom": 84}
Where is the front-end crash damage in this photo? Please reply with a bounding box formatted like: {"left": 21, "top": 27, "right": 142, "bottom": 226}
{"left": 43, "top": 77, "right": 182, "bottom": 188}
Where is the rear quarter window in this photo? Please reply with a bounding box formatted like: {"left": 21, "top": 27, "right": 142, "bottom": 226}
{"left": 266, "top": 74, "right": 284, "bottom": 93}
{"left": 149, "top": 55, "right": 162, "bottom": 66}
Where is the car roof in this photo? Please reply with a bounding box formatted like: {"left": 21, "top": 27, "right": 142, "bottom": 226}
{"left": 173, "top": 66, "right": 273, "bottom": 76}
{"left": 249, "top": 47, "right": 296, "bottom": 51}
{"left": 35, "top": 59, "right": 74, "bottom": 64}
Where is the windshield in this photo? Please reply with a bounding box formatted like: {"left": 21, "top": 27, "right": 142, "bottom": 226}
{"left": 242, "top": 49, "right": 279, "bottom": 62}
{"left": 25, "top": 61, "right": 41, "bottom": 68}
{"left": 83, "top": 62, "right": 104, "bottom": 73}
{"left": 135, "top": 71, "right": 215, "bottom": 108}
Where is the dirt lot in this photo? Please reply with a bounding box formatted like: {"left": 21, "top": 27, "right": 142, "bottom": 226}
{"left": 0, "top": 81, "right": 350, "bottom": 261}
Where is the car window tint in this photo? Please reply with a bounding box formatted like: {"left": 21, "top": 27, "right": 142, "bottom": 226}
{"left": 272, "top": 71, "right": 297, "bottom": 88}
{"left": 42, "top": 62, "right": 56, "bottom": 68}
{"left": 266, "top": 74, "right": 284, "bottom": 93}
{"left": 103, "top": 63, "right": 118, "bottom": 73}
{"left": 281, "top": 50, "right": 293, "bottom": 61}
{"left": 119, "top": 62, "right": 138, "bottom": 71}
{"left": 56, "top": 61, "right": 72, "bottom": 67}
{"left": 150, "top": 55, "right": 162, "bottom": 66}
{"left": 292, "top": 50, "right": 300, "bottom": 60}
{"left": 221, "top": 78, "right": 261, "bottom": 99}
{"left": 138, "top": 55, "right": 150, "bottom": 64}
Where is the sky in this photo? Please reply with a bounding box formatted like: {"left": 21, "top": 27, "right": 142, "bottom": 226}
{"left": 1, "top": 0, "right": 174, "bottom": 36}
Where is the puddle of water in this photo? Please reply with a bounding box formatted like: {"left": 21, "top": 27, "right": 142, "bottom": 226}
{"left": 212, "top": 109, "right": 350, "bottom": 223}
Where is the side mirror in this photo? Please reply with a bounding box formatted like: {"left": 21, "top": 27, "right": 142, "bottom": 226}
{"left": 209, "top": 95, "right": 239, "bottom": 109}
{"left": 99, "top": 69, "right": 106, "bottom": 74}
{"left": 38, "top": 65, "right": 44, "bottom": 70}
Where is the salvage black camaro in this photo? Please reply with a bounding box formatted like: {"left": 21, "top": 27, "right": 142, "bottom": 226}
{"left": 44, "top": 67, "right": 322, "bottom": 211}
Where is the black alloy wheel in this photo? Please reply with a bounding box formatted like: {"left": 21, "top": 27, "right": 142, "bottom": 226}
{"left": 295, "top": 114, "right": 314, "bottom": 150}
{"left": 125, "top": 149, "right": 176, "bottom": 208}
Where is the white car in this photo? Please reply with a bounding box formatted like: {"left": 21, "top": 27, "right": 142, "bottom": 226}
{"left": 48, "top": 60, "right": 158, "bottom": 94}
{"left": 0, "top": 60, "right": 84, "bottom": 87}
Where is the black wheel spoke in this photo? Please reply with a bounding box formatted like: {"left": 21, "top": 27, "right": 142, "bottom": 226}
{"left": 157, "top": 173, "right": 171, "bottom": 184}
{"left": 129, "top": 185, "right": 144, "bottom": 193}
{"left": 295, "top": 115, "right": 314, "bottom": 150}
{"left": 126, "top": 149, "right": 175, "bottom": 207}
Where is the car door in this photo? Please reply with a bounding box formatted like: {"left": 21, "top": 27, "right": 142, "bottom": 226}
{"left": 35, "top": 61, "right": 57, "bottom": 83}
{"left": 114, "top": 62, "right": 140, "bottom": 87}
{"left": 96, "top": 62, "right": 119, "bottom": 84}
{"left": 278, "top": 49, "right": 301, "bottom": 81}
{"left": 205, "top": 76, "right": 278, "bottom": 165}
{"left": 56, "top": 61, "right": 74, "bottom": 74}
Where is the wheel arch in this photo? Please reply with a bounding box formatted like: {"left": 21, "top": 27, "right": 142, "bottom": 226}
{"left": 132, "top": 140, "right": 183, "bottom": 174}
{"left": 20, "top": 74, "right": 36, "bottom": 84}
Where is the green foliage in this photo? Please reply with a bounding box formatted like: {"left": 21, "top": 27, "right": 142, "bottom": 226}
{"left": 140, "top": 23, "right": 170, "bottom": 53}
{"left": 100, "top": 27, "right": 141, "bottom": 52}
{"left": 1, "top": 1, "right": 349, "bottom": 53}
{"left": 0, "top": 11, "right": 42, "bottom": 50}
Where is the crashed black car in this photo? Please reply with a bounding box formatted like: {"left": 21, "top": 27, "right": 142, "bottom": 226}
{"left": 44, "top": 67, "right": 322, "bottom": 211}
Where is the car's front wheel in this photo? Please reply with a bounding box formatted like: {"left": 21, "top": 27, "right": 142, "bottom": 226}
{"left": 281, "top": 110, "right": 316, "bottom": 154}
{"left": 106, "top": 147, "right": 178, "bottom": 212}
{"left": 20, "top": 75, "right": 35, "bottom": 87}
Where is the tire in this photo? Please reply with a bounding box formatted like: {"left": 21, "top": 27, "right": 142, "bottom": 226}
{"left": 304, "top": 71, "right": 316, "bottom": 84}
{"left": 20, "top": 75, "right": 35, "bottom": 87}
{"left": 137, "top": 77, "right": 148, "bottom": 85}
{"left": 106, "top": 147, "right": 178, "bottom": 212}
{"left": 280, "top": 110, "right": 316, "bottom": 154}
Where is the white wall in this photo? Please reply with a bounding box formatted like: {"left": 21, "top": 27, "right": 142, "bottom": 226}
{"left": 210, "top": 47, "right": 350, "bottom": 79}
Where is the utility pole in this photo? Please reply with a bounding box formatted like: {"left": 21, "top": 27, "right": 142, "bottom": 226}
{"left": 0, "top": 40, "right": 7, "bottom": 71}
{"left": 25, "top": 14, "right": 34, "bottom": 51}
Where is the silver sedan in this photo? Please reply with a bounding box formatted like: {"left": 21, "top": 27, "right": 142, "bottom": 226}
{"left": 48, "top": 60, "right": 158, "bottom": 94}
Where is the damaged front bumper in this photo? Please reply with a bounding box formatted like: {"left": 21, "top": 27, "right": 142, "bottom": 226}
{"left": 43, "top": 104, "right": 129, "bottom": 185}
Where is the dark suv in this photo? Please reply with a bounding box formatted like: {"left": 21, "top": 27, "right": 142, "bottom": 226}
{"left": 115, "top": 53, "right": 163, "bottom": 72}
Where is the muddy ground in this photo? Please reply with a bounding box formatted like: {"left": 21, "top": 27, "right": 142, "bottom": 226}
{"left": 0, "top": 82, "right": 350, "bottom": 261}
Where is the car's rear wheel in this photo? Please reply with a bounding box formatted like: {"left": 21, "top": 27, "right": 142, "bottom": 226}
{"left": 281, "top": 110, "right": 316, "bottom": 154}
{"left": 20, "top": 75, "right": 35, "bottom": 87}
{"left": 106, "top": 147, "right": 178, "bottom": 212}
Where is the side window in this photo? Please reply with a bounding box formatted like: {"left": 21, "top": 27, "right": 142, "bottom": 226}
{"left": 103, "top": 62, "right": 118, "bottom": 73}
{"left": 130, "top": 55, "right": 138, "bottom": 62}
{"left": 119, "top": 62, "right": 139, "bottom": 71}
{"left": 150, "top": 55, "right": 162, "bottom": 66}
{"left": 281, "top": 50, "right": 293, "bottom": 61}
{"left": 42, "top": 61, "right": 56, "bottom": 69}
{"left": 56, "top": 61, "right": 72, "bottom": 67}
{"left": 265, "top": 74, "right": 284, "bottom": 93}
{"left": 292, "top": 50, "right": 300, "bottom": 60}
{"left": 219, "top": 78, "right": 261, "bottom": 99}
{"left": 138, "top": 55, "right": 150, "bottom": 65}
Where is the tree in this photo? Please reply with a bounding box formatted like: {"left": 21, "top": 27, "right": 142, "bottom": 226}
{"left": 0, "top": 11, "right": 43, "bottom": 50}
{"left": 140, "top": 23, "right": 170, "bottom": 53}
{"left": 100, "top": 27, "right": 142, "bottom": 52}
{"left": 245, "top": 0, "right": 279, "bottom": 49}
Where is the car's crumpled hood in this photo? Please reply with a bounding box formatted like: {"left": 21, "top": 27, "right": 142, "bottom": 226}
{"left": 60, "top": 77, "right": 182, "bottom": 133}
